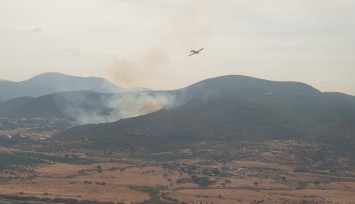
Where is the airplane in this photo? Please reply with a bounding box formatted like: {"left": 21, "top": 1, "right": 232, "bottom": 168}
{"left": 189, "top": 48, "right": 204, "bottom": 56}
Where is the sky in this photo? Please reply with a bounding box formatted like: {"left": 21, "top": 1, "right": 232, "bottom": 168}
{"left": 1, "top": 0, "right": 355, "bottom": 94}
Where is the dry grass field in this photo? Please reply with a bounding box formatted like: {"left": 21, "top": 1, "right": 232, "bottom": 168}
{"left": 0, "top": 163, "right": 151, "bottom": 203}
{"left": 168, "top": 188, "right": 355, "bottom": 204}
{"left": 227, "top": 160, "right": 294, "bottom": 171}
{"left": 0, "top": 158, "right": 354, "bottom": 203}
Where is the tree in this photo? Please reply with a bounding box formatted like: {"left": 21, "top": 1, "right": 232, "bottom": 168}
{"left": 96, "top": 165, "right": 103, "bottom": 173}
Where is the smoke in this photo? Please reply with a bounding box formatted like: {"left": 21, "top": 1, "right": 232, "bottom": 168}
{"left": 110, "top": 49, "right": 171, "bottom": 88}
{"left": 60, "top": 0, "right": 232, "bottom": 124}
{"left": 108, "top": 91, "right": 176, "bottom": 119}
{"left": 55, "top": 90, "right": 177, "bottom": 125}
{"left": 69, "top": 106, "right": 120, "bottom": 125}
{"left": 107, "top": 0, "right": 234, "bottom": 89}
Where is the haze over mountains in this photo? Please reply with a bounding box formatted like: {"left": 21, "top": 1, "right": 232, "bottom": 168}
{"left": 0, "top": 90, "right": 175, "bottom": 124}
{"left": 0, "top": 72, "right": 175, "bottom": 124}
{"left": 0, "top": 72, "right": 122, "bottom": 101}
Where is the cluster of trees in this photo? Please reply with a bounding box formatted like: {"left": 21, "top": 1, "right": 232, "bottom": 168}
{"left": 176, "top": 175, "right": 216, "bottom": 187}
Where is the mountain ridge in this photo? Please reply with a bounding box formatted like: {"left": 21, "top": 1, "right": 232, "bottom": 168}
{"left": 54, "top": 75, "right": 355, "bottom": 157}
{"left": 0, "top": 72, "right": 123, "bottom": 101}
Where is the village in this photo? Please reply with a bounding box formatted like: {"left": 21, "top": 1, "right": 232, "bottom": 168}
{"left": 0, "top": 117, "right": 73, "bottom": 140}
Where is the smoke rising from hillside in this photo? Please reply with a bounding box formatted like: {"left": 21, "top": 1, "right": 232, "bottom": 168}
{"left": 55, "top": 0, "right": 230, "bottom": 124}
{"left": 56, "top": 90, "right": 176, "bottom": 124}
{"left": 111, "top": 50, "right": 171, "bottom": 88}
{"left": 108, "top": 91, "right": 176, "bottom": 119}
{"left": 108, "top": 0, "right": 232, "bottom": 89}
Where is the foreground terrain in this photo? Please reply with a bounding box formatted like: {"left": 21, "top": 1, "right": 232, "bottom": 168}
{"left": 0, "top": 140, "right": 354, "bottom": 204}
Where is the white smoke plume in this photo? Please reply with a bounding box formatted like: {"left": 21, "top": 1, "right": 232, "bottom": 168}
{"left": 56, "top": 90, "right": 177, "bottom": 125}
{"left": 108, "top": 91, "right": 176, "bottom": 119}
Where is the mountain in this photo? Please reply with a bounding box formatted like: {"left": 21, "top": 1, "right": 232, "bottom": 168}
{"left": 0, "top": 96, "right": 34, "bottom": 113}
{"left": 0, "top": 72, "right": 122, "bottom": 101}
{"left": 54, "top": 75, "right": 355, "bottom": 155}
{"left": 0, "top": 90, "right": 120, "bottom": 123}
{"left": 175, "top": 75, "right": 321, "bottom": 102}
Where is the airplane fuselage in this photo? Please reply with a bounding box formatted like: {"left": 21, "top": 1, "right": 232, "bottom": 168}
{"left": 189, "top": 48, "right": 204, "bottom": 56}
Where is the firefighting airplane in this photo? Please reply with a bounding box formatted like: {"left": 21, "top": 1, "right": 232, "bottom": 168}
{"left": 189, "top": 48, "right": 204, "bottom": 56}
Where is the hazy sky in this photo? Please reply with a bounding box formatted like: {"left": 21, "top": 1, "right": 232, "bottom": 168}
{"left": 1, "top": 0, "right": 355, "bottom": 94}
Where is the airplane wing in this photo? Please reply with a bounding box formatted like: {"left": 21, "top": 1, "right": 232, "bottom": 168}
{"left": 189, "top": 48, "right": 204, "bottom": 56}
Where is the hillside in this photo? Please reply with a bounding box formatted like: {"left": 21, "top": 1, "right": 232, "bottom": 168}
{"left": 0, "top": 90, "right": 120, "bottom": 123}
{"left": 0, "top": 96, "right": 34, "bottom": 112}
{"left": 0, "top": 89, "right": 171, "bottom": 124}
{"left": 54, "top": 75, "right": 355, "bottom": 156}
{"left": 0, "top": 72, "right": 122, "bottom": 101}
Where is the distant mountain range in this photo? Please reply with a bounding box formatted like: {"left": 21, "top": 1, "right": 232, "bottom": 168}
{"left": 54, "top": 75, "right": 355, "bottom": 156}
{"left": 0, "top": 72, "right": 122, "bottom": 101}
{"left": 1, "top": 73, "right": 355, "bottom": 157}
